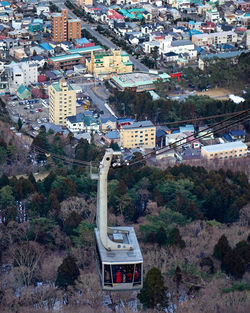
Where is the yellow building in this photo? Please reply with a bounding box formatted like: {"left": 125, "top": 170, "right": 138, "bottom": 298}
{"left": 48, "top": 78, "right": 76, "bottom": 126}
{"left": 86, "top": 49, "right": 133, "bottom": 79}
{"left": 201, "top": 141, "right": 247, "bottom": 160}
{"left": 120, "top": 121, "right": 156, "bottom": 149}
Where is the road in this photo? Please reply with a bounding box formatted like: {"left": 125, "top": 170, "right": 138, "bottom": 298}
{"left": 48, "top": 0, "right": 149, "bottom": 72}
{"left": 72, "top": 81, "right": 113, "bottom": 118}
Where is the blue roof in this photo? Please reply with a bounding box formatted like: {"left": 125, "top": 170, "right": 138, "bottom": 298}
{"left": 0, "top": 1, "right": 10, "bottom": 7}
{"left": 223, "top": 134, "right": 233, "bottom": 142}
{"left": 100, "top": 116, "right": 117, "bottom": 123}
{"left": 117, "top": 118, "right": 134, "bottom": 123}
{"left": 75, "top": 38, "right": 89, "bottom": 45}
{"left": 105, "top": 131, "right": 120, "bottom": 139}
{"left": 179, "top": 124, "right": 194, "bottom": 133}
{"left": 40, "top": 42, "right": 53, "bottom": 51}
{"left": 229, "top": 130, "right": 246, "bottom": 136}
{"left": 156, "top": 129, "right": 166, "bottom": 138}
{"left": 67, "top": 113, "right": 84, "bottom": 123}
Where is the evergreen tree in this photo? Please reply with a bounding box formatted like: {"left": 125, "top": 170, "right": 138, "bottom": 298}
{"left": 173, "top": 266, "right": 182, "bottom": 291}
{"left": 0, "top": 174, "right": 9, "bottom": 189}
{"left": 213, "top": 234, "right": 232, "bottom": 261}
{"left": 222, "top": 249, "right": 246, "bottom": 279}
{"left": 138, "top": 267, "right": 168, "bottom": 310}
{"left": 17, "top": 117, "right": 22, "bottom": 131}
{"left": 63, "top": 211, "right": 82, "bottom": 236}
{"left": 155, "top": 227, "right": 168, "bottom": 246}
{"left": 55, "top": 256, "right": 80, "bottom": 289}
{"left": 234, "top": 240, "right": 250, "bottom": 267}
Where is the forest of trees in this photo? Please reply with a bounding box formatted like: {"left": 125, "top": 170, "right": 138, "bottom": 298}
{"left": 109, "top": 88, "right": 249, "bottom": 123}
{"left": 181, "top": 52, "right": 250, "bottom": 91}
{"left": 0, "top": 124, "right": 249, "bottom": 312}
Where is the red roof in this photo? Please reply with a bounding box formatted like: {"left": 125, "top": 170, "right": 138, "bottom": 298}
{"left": 107, "top": 9, "right": 124, "bottom": 20}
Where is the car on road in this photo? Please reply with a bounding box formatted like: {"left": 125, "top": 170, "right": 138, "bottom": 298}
{"left": 38, "top": 108, "right": 43, "bottom": 112}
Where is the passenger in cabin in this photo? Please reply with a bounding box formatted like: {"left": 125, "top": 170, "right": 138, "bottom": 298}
{"left": 126, "top": 270, "right": 133, "bottom": 282}
{"left": 134, "top": 267, "right": 139, "bottom": 282}
{"left": 104, "top": 268, "right": 111, "bottom": 283}
{"left": 122, "top": 269, "right": 127, "bottom": 283}
{"left": 116, "top": 267, "right": 122, "bottom": 283}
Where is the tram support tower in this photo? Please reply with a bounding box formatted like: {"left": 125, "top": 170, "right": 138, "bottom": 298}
{"left": 92, "top": 149, "right": 143, "bottom": 291}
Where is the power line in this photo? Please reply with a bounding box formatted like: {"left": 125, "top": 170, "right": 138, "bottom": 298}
{"left": 155, "top": 110, "right": 248, "bottom": 126}
{"left": 31, "top": 109, "right": 249, "bottom": 170}
{"left": 128, "top": 110, "right": 249, "bottom": 167}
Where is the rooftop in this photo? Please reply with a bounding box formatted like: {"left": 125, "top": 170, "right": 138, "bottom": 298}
{"left": 201, "top": 141, "right": 247, "bottom": 153}
{"left": 111, "top": 71, "right": 170, "bottom": 88}
{"left": 49, "top": 53, "right": 83, "bottom": 62}
{"left": 68, "top": 45, "right": 103, "bottom": 55}
{"left": 121, "top": 120, "right": 154, "bottom": 129}
{"left": 95, "top": 227, "right": 143, "bottom": 263}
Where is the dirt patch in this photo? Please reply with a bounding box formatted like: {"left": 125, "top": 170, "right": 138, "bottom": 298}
{"left": 11, "top": 171, "right": 50, "bottom": 182}
{"left": 196, "top": 88, "right": 231, "bottom": 100}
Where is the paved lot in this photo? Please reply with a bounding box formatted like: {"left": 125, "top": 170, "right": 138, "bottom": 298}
{"left": 6, "top": 98, "right": 49, "bottom": 133}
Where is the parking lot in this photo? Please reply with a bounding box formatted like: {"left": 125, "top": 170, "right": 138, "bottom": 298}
{"left": 6, "top": 97, "right": 49, "bottom": 134}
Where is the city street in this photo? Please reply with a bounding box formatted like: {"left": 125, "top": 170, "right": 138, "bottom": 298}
{"left": 47, "top": 0, "right": 149, "bottom": 72}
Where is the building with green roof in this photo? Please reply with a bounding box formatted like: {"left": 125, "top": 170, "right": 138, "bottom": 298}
{"left": 86, "top": 49, "right": 133, "bottom": 79}
{"left": 17, "top": 85, "right": 31, "bottom": 100}
{"left": 110, "top": 72, "right": 170, "bottom": 92}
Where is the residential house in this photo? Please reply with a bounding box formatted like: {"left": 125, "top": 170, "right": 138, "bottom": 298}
{"left": 198, "top": 125, "right": 214, "bottom": 140}
{"left": 100, "top": 116, "right": 117, "bottom": 132}
{"left": 160, "top": 39, "right": 197, "bottom": 59}
{"left": 229, "top": 130, "right": 246, "bottom": 141}
{"left": 66, "top": 112, "right": 99, "bottom": 133}
{"left": 104, "top": 131, "right": 120, "bottom": 145}
{"left": 182, "top": 148, "right": 201, "bottom": 160}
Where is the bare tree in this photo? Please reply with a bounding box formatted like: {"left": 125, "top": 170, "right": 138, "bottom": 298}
{"left": 11, "top": 241, "right": 45, "bottom": 287}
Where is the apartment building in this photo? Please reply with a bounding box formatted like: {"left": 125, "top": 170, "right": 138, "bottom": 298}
{"left": 49, "top": 78, "right": 76, "bottom": 126}
{"left": 48, "top": 53, "right": 85, "bottom": 70}
{"left": 68, "top": 19, "right": 81, "bottom": 41}
{"left": 51, "top": 9, "right": 81, "bottom": 42}
{"left": 201, "top": 141, "right": 247, "bottom": 160}
{"left": 86, "top": 49, "right": 133, "bottom": 78}
{"left": 120, "top": 121, "right": 156, "bottom": 149}
{"left": 51, "top": 10, "right": 68, "bottom": 42}
{"left": 192, "top": 31, "right": 237, "bottom": 46}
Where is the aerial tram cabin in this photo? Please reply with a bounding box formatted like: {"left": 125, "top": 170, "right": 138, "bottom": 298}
{"left": 92, "top": 149, "right": 143, "bottom": 291}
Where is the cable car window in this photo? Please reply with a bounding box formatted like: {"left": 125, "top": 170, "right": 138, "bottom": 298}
{"left": 104, "top": 264, "right": 112, "bottom": 286}
{"left": 111, "top": 264, "right": 136, "bottom": 284}
{"left": 133, "top": 263, "right": 142, "bottom": 285}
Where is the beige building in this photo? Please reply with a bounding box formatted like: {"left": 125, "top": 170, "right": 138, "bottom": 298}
{"left": 77, "top": 0, "right": 93, "bottom": 7}
{"left": 120, "top": 121, "right": 156, "bottom": 149}
{"left": 192, "top": 31, "right": 237, "bottom": 46}
{"left": 86, "top": 49, "right": 133, "bottom": 79}
{"left": 201, "top": 141, "right": 247, "bottom": 160}
{"left": 49, "top": 78, "right": 76, "bottom": 126}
